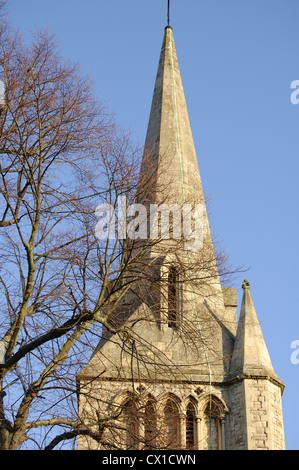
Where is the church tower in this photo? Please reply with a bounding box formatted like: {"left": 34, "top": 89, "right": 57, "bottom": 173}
{"left": 77, "top": 24, "right": 285, "bottom": 451}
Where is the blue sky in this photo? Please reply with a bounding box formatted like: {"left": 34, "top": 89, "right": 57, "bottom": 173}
{"left": 7, "top": 0, "right": 299, "bottom": 450}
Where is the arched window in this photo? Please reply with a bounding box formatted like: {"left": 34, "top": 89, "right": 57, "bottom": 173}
{"left": 186, "top": 402, "right": 196, "bottom": 450}
{"left": 144, "top": 398, "right": 157, "bottom": 450}
{"left": 164, "top": 398, "right": 180, "bottom": 449}
{"left": 168, "top": 266, "right": 179, "bottom": 328}
{"left": 202, "top": 398, "right": 222, "bottom": 450}
{"left": 122, "top": 399, "right": 139, "bottom": 450}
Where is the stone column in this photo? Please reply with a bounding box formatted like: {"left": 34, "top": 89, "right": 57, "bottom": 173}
{"left": 179, "top": 413, "right": 186, "bottom": 449}
{"left": 195, "top": 415, "right": 202, "bottom": 450}
{"left": 220, "top": 417, "right": 226, "bottom": 450}
{"left": 138, "top": 418, "right": 145, "bottom": 450}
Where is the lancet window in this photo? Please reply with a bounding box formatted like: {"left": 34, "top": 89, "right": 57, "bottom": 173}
{"left": 144, "top": 398, "right": 157, "bottom": 450}
{"left": 186, "top": 401, "right": 196, "bottom": 449}
{"left": 202, "top": 398, "right": 223, "bottom": 450}
{"left": 168, "top": 266, "right": 179, "bottom": 328}
{"left": 122, "top": 399, "right": 139, "bottom": 450}
{"left": 163, "top": 398, "right": 180, "bottom": 449}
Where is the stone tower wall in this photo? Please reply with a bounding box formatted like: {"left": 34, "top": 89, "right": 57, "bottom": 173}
{"left": 244, "top": 379, "right": 285, "bottom": 450}
{"left": 225, "top": 378, "right": 285, "bottom": 450}
{"left": 224, "top": 381, "right": 247, "bottom": 450}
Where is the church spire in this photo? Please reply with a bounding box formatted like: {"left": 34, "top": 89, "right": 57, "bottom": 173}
{"left": 141, "top": 24, "right": 205, "bottom": 209}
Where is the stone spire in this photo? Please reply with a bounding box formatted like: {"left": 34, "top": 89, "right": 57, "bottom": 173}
{"left": 138, "top": 25, "right": 233, "bottom": 333}
{"left": 228, "top": 280, "right": 283, "bottom": 386}
{"left": 140, "top": 26, "right": 205, "bottom": 208}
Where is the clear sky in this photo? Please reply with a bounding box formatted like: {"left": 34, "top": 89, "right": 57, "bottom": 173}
{"left": 6, "top": 0, "right": 299, "bottom": 450}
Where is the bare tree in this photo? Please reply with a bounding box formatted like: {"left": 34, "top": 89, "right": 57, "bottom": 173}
{"left": 0, "top": 3, "right": 236, "bottom": 450}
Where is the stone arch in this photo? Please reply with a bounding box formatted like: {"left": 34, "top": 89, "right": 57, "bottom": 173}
{"left": 198, "top": 394, "right": 228, "bottom": 450}
{"left": 182, "top": 394, "right": 198, "bottom": 413}
{"left": 158, "top": 392, "right": 182, "bottom": 413}
{"left": 161, "top": 393, "right": 181, "bottom": 449}
{"left": 109, "top": 390, "right": 140, "bottom": 412}
{"left": 107, "top": 391, "right": 140, "bottom": 450}
{"left": 198, "top": 393, "right": 228, "bottom": 417}
{"left": 142, "top": 394, "right": 157, "bottom": 449}
{"left": 184, "top": 395, "right": 198, "bottom": 450}
{"left": 121, "top": 394, "right": 139, "bottom": 450}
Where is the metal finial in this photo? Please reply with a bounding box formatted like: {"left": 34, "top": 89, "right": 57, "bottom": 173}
{"left": 167, "top": 0, "right": 170, "bottom": 26}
